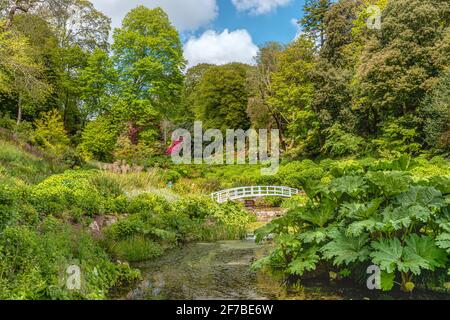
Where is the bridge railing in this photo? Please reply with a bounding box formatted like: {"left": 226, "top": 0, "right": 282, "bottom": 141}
{"left": 211, "top": 186, "right": 300, "bottom": 203}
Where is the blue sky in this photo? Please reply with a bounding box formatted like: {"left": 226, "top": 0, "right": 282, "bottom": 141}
{"left": 207, "top": 0, "right": 305, "bottom": 45}
{"left": 91, "top": 0, "right": 307, "bottom": 68}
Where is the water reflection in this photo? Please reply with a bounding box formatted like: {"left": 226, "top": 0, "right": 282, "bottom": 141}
{"left": 119, "top": 240, "right": 449, "bottom": 301}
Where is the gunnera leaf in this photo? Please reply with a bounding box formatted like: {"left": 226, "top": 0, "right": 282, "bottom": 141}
{"left": 395, "top": 186, "right": 444, "bottom": 209}
{"left": 298, "top": 228, "right": 329, "bottom": 244}
{"left": 298, "top": 198, "right": 337, "bottom": 228}
{"left": 403, "top": 235, "right": 447, "bottom": 273}
{"left": 321, "top": 232, "right": 370, "bottom": 266}
{"left": 370, "top": 238, "right": 403, "bottom": 274}
{"left": 328, "top": 176, "right": 368, "bottom": 199}
{"left": 287, "top": 247, "right": 320, "bottom": 276}
{"left": 380, "top": 271, "right": 396, "bottom": 292}
{"left": 346, "top": 217, "right": 383, "bottom": 237}
{"left": 366, "top": 171, "right": 410, "bottom": 197}
{"left": 340, "top": 198, "right": 383, "bottom": 220}
{"left": 436, "top": 232, "right": 450, "bottom": 253}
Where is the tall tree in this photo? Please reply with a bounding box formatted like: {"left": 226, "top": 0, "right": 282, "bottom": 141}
{"left": 311, "top": 0, "right": 360, "bottom": 134}
{"left": 354, "top": 0, "right": 450, "bottom": 135}
{"left": 38, "top": 0, "right": 110, "bottom": 51}
{"left": 112, "top": 6, "right": 185, "bottom": 145}
{"left": 268, "top": 37, "right": 319, "bottom": 155}
{"left": 179, "top": 63, "right": 214, "bottom": 126}
{"left": 78, "top": 48, "right": 117, "bottom": 119}
{"left": 300, "top": 0, "right": 332, "bottom": 48}
{"left": 0, "top": 21, "right": 51, "bottom": 124}
{"left": 247, "top": 42, "right": 286, "bottom": 146}
{"left": 1, "top": 0, "right": 42, "bottom": 28}
{"left": 193, "top": 63, "right": 251, "bottom": 131}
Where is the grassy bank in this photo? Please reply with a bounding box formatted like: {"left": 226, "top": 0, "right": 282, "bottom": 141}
{"left": 0, "top": 139, "right": 254, "bottom": 299}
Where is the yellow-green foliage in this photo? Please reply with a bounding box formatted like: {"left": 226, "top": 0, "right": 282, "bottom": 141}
{"left": 33, "top": 110, "right": 70, "bottom": 158}
{"left": 31, "top": 170, "right": 104, "bottom": 216}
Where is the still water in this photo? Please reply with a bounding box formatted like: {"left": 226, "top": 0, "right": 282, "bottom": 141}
{"left": 117, "top": 240, "right": 449, "bottom": 300}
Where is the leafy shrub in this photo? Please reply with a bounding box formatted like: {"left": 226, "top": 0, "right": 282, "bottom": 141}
{"left": 0, "top": 219, "right": 140, "bottom": 300}
{"left": 127, "top": 193, "right": 172, "bottom": 215}
{"left": 254, "top": 157, "right": 450, "bottom": 293}
{"left": 162, "top": 169, "right": 181, "bottom": 184}
{"left": 77, "top": 116, "right": 118, "bottom": 162}
{"left": 372, "top": 116, "right": 423, "bottom": 157}
{"left": 0, "top": 176, "right": 26, "bottom": 230}
{"left": 61, "top": 149, "right": 85, "bottom": 168}
{"left": 33, "top": 110, "right": 70, "bottom": 158}
{"left": 322, "top": 124, "right": 366, "bottom": 157}
{"left": 31, "top": 170, "right": 103, "bottom": 216}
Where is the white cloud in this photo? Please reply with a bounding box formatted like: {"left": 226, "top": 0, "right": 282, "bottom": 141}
{"left": 184, "top": 29, "right": 259, "bottom": 68}
{"left": 291, "top": 17, "right": 303, "bottom": 39}
{"left": 91, "top": 0, "right": 218, "bottom": 31}
{"left": 231, "top": 0, "right": 293, "bottom": 15}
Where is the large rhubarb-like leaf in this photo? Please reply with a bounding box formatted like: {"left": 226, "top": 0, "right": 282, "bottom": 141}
{"left": 403, "top": 235, "right": 447, "bottom": 273}
{"left": 366, "top": 171, "right": 410, "bottom": 197}
{"left": 298, "top": 228, "right": 329, "bottom": 244}
{"left": 328, "top": 176, "right": 368, "bottom": 199}
{"left": 346, "top": 217, "right": 383, "bottom": 237}
{"left": 371, "top": 238, "right": 403, "bottom": 274}
{"left": 288, "top": 247, "right": 320, "bottom": 276}
{"left": 340, "top": 198, "right": 383, "bottom": 220}
{"left": 380, "top": 271, "right": 396, "bottom": 291}
{"left": 436, "top": 232, "right": 450, "bottom": 253}
{"left": 395, "top": 186, "right": 444, "bottom": 209}
{"left": 371, "top": 235, "right": 447, "bottom": 276}
{"left": 321, "top": 232, "right": 370, "bottom": 266}
{"left": 296, "top": 198, "right": 336, "bottom": 228}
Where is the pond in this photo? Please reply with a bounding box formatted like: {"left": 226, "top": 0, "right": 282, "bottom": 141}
{"left": 116, "top": 240, "right": 450, "bottom": 300}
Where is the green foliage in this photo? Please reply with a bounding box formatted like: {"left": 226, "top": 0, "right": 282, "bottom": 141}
{"left": 109, "top": 5, "right": 185, "bottom": 149}
{"left": 269, "top": 37, "right": 318, "bottom": 156}
{"left": 420, "top": 70, "right": 450, "bottom": 151}
{"left": 255, "top": 156, "right": 450, "bottom": 292}
{"left": 0, "top": 139, "right": 65, "bottom": 184}
{"left": 372, "top": 117, "right": 423, "bottom": 157}
{"left": 193, "top": 63, "right": 251, "bottom": 130}
{"left": 109, "top": 236, "right": 164, "bottom": 262}
{"left": 323, "top": 124, "right": 365, "bottom": 157}
{"left": 0, "top": 219, "right": 140, "bottom": 300}
{"left": 371, "top": 235, "right": 447, "bottom": 276}
{"left": 33, "top": 110, "right": 70, "bottom": 158}
{"left": 31, "top": 170, "right": 104, "bottom": 216}
{"left": 321, "top": 232, "right": 370, "bottom": 266}
{"left": 77, "top": 116, "right": 118, "bottom": 161}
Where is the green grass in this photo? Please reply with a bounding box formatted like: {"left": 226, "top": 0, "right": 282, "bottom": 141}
{"left": 0, "top": 140, "right": 65, "bottom": 184}
{"left": 109, "top": 236, "right": 164, "bottom": 262}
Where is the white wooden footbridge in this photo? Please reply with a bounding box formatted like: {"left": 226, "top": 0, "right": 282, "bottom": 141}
{"left": 211, "top": 186, "right": 300, "bottom": 203}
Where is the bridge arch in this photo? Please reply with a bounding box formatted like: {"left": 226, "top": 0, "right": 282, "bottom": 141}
{"left": 211, "top": 186, "right": 300, "bottom": 203}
